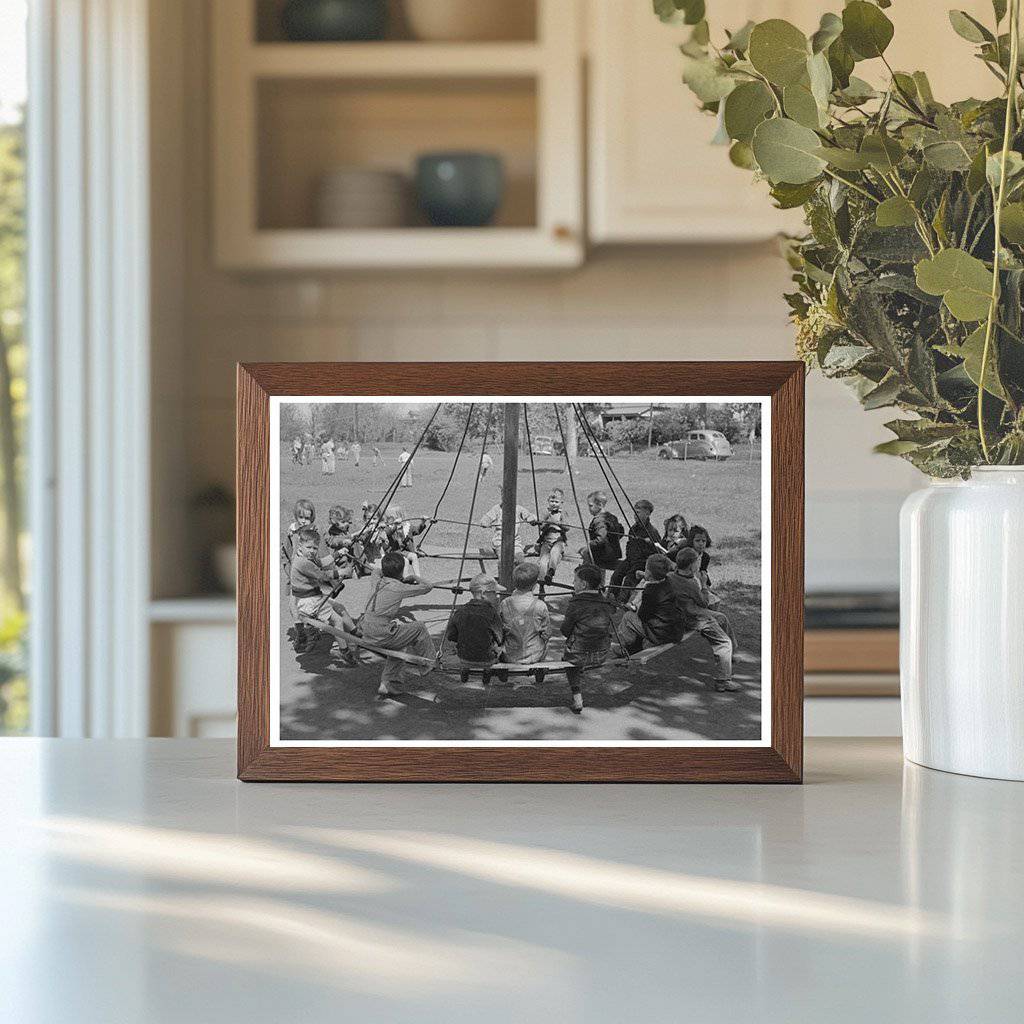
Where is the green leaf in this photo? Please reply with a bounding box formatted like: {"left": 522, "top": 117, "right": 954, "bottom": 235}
{"left": 875, "top": 196, "right": 918, "bottom": 228}
{"left": 752, "top": 117, "right": 827, "bottom": 184}
{"left": 860, "top": 133, "right": 905, "bottom": 172}
{"left": 948, "top": 10, "right": 993, "bottom": 44}
{"left": 993, "top": 0, "right": 1008, "bottom": 24}
{"left": 1000, "top": 202, "right": 1024, "bottom": 242}
{"left": 748, "top": 19, "right": 810, "bottom": 87}
{"left": 783, "top": 83, "right": 822, "bottom": 128}
{"left": 654, "top": 0, "right": 705, "bottom": 25}
{"left": 827, "top": 35, "right": 855, "bottom": 89}
{"left": 959, "top": 325, "right": 1006, "bottom": 398}
{"left": 862, "top": 374, "right": 902, "bottom": 409}
{"left": 836, "top": 75, "right": 877, "bottom": 104}
{"left": 815, "top": 146, "right": 872, "bottom": 170}
{"left": 923, "top": 141, "right": 973, "bottom": 171}
{"left": 909, "top": 165, "right": 936, "bottom": 205}
{"left": 723, "top": 81, "right": 775, "bottom": 143}
{"left": 807, "top": 51, "right": 833, "bottom": 110}
{"left": 967, "top": 143, "right": 993, "bottom": 193}
{"left": 728, "top": 140, "right": 757, "bottom": 169}
{"left": 681, "top": 55, "right": 737, "bottom": 103}
{"left": 770, "top": 179, "right": 820, "bottom": 209}
{"left": 724, "top": 20, "right": 755, "bottom": 53}
{"left": 810, "top": 12, "right": 843, "bottom": 54}
{"left": 842, "top": 1, "right": 894, "bottom": 60}
{"left": 884, "top": 418, "right": 963, "bottom": 443}
{"left": 915, "top": 249, "right": 994, "bottom": 321}
{"left": 874, "top": 439, "right": 922, "bottom": 455}
{"left": 986, "top": 150, "right": 1024, "bottom": 190}
{"left": 912, "top": 71, "right": 935, "bottom": 105}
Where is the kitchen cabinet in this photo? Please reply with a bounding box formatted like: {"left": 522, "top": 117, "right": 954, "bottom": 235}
{"left": 587, "top": 0, "right": 999, "bottom": 244}
{"left": 211, "top": 0, "right": 584, "bottom": 269}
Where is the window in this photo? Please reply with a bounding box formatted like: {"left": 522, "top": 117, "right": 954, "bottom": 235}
{"left": 0, "top": 0, "right": 28, "bottom": 734}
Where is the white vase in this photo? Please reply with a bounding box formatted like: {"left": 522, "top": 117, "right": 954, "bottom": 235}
{"left": 900, "top": 467, "right": 1024, "bottom": 781}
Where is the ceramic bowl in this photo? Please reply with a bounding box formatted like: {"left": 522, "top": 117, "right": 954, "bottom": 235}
{"left": 281, "top": 0, "right": 388, "bottom": 42}
{"left": 414, "top": 152, "right": 505, "bottom": 227}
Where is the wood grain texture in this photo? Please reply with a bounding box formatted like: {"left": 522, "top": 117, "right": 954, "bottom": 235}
{"left": 236, "top": 361, "right": 805, "bottom": 783}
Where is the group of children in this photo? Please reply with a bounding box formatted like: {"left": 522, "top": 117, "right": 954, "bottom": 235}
{"left": 281, "top": 486, "right": 740, "bottom": 707}
{"left": 290, "top": 434, "right": 385, "bottom": 472}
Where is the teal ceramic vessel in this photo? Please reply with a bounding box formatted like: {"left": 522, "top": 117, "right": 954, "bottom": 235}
{"left": 415, "top": 152, "right": 505, "bottom": 227}
{"left": 281, "top": 0, "right": 388, "bottom": 42}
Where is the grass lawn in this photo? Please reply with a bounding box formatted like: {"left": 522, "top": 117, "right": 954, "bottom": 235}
{"left": 276, "top": 440, "right": 763, "bottom": 742}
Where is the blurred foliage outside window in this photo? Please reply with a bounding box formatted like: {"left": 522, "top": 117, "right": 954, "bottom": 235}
{"left": 0, "top": 5, "right": 28, "bottom": 734}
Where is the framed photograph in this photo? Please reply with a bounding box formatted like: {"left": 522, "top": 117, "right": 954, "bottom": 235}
{"left": 237, "top": 362, "right": 804, "bottom": 782}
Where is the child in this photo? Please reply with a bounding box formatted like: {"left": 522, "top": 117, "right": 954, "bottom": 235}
{"left": 615, "top": 554, "right": 684, "bottom": 655}
{"left": 289, "top": 526, "right": 358, "bottom": 660}
{"left": 372, "top": 446, "right": 384, "bottom": 467}
{"left": 350, "top": 440, "right": 361, "bottom": 466}
{"left": 662, "top": 514, "right": 690, "bottom": 562}
{"left": 478, "top": 451, "right": 493, "bottom": 482}
{"left": 609, "top": 499, "right": 662, "bottom": 603}
{"left": 291, "top": 435, "right": 303, "bottom": 463}
{"left": 499, "top": 562, "right": 550, "bottom": 664}
{"left": 398, "top": 446, "right": 413, "bottom": 487}
{"left": 534, "top": 488, "right": 568, "bottom": 584}
{"left": 321, "top": 436, "right": 336, "bottom": 475}
{"left": 560, "top": 563, "right": 617, "bottom": 714}
{"left": 687, "top": 524, "right": 714, "bottom": 588}
{"left": 282, "top": 499, "right": 316, "bottom": 644}
{"left": 580, "top": 490, "right": 624, "bottom": 580}
{"left": 445, "top": 573, "right": 505, "bottom": 682}
{"left": 358, "top": 501, "right": 385, "bottom": 565}
{"left": 360, "top": 552, "right": 437, "bottom": 698}
{"left": 479, "top": 499, "right": 533, "bottom": 563}
{"left": 383, "top": 505, "right": 432, "bottom": 578}
{"left": 671, "top": 547, "right": 738, "bottom": 691}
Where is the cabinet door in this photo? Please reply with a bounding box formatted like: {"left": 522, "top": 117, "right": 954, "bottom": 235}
{"left": 588, "top": 1, "right": 1002, "bottom": 245}
{"left": 588, "top": 1, "right": 813, "bottom": 243}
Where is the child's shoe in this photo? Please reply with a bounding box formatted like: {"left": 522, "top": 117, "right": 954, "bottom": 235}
{"left": 715, "top": 679, "right": 741, "bottom": 692}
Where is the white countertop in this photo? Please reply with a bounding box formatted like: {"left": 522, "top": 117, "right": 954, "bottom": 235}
{"left": 1, "top": 738, "right": 1021, "bottom": 1023}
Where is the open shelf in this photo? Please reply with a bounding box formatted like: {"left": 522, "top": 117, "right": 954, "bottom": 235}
{"left": 213, "top": 0, "right": 581, "bottom": 268}
{"left": 249, "top": 42, "right": 544, "bottom": 77}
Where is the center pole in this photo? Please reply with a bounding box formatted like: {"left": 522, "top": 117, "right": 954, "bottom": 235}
{"left": 499, "top": 403, "right": 521, "bottom": 592}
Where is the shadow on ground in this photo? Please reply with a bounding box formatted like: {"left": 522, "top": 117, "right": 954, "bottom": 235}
{"left": 280, "top": 579, "right": 762, "bottom": 743}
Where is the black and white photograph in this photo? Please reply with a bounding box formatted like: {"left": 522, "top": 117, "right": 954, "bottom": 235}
{"left": 271, "top": 396, "right": 770, "bottom": 746}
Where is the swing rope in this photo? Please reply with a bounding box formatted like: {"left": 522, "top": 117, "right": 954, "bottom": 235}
{"left": 437, "top": 403, "right": 495, "bottom": 660}
{"left": 570, "top": 402, "right": 635, "bottom": 538}
{"left": 417, "top": 402, "right": 475, "bottom": 549}
{"left": 553, "top": 404, "right": 592, "bottom": 565}
{"left": 573, "top": 401, "right": 634, "bottom": 532}
{"left": 553, "top": 403, "right": 632, "bottom": 664}
{"left": 355, "top": 402, "right": 441, "bottom": 541}
{"left": 521, "top": 404, "right": 541, "bottom": 524}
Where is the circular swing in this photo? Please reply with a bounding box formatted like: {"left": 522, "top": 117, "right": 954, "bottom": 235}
{"left": 302, "top": 402, "right": 679, "bottom": 700}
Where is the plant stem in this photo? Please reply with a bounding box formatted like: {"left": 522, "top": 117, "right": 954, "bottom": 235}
{"left": 979, "top": 0, "right": 1021, "bottom": 463}
{"left": 821, "top": 167, "right": 879, "bottom": 203}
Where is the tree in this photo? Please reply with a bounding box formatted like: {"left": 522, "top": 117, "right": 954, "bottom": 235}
{"left": 0, "top": 113, "right": 25, "bottom": 610}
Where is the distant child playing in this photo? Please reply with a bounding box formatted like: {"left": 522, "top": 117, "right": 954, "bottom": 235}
{"left": 499, "top": 562, "right": 550, "bottom": 664}
{"left": 560, "top": 563, "right": 618, "bottom": 714}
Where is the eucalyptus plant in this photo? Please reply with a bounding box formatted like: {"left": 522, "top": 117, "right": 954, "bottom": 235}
{"left": 659, "top": 0, "right": 1024, "bottom": 475}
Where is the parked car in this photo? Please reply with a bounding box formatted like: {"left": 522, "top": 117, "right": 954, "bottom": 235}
{"left": 657, "top": 430, "right": 732, "bottom": 461}
{"left": 530, "top": 434, "right": 563, "bottom": 456}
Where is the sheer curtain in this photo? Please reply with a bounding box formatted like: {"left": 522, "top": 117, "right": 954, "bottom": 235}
{"left": 28, "top": 0, "right": 150, "bottom": 736}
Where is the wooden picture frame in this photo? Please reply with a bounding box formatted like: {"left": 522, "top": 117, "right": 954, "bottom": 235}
{"left": 237, "top": 362, "right": 804, "bottom": 782}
